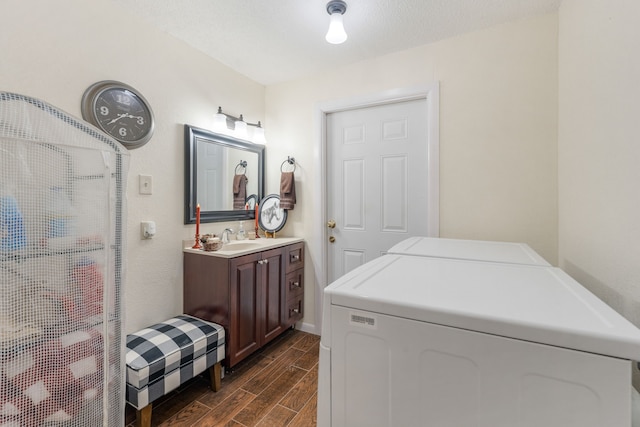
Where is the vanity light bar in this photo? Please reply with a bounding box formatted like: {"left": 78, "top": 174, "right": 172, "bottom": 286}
{"left": 213, "top": 107, "right": 267, "bottom": 144}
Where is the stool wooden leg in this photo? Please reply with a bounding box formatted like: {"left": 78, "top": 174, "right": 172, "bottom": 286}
{"left": 209, "top": 362, "right": 222, "bottom": 392}
{"left": 135, "top": 403, "right": 152, "bottom": 427}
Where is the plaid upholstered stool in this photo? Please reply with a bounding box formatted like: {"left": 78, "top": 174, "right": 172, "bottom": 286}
{"left": 125, "top": 315, "right": 225, "bottom": 427}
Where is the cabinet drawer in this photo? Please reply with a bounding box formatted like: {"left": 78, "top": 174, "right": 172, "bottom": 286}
{"left": 286, "top": 295, "right": 304, "bottom": 325}
{"left": 285, "top": 243, "right": 304, "bottom": 273}
{"left": 285, "top": 269, "right": 304, "bottom": 301}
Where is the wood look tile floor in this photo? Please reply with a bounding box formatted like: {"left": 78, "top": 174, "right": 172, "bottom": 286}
{"left": 125, "top": 329, "right": 320, "bottom": 427}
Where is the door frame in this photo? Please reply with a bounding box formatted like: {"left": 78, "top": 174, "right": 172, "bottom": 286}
{"left": 312, "top": 82, "right": 440, "bottom": 333}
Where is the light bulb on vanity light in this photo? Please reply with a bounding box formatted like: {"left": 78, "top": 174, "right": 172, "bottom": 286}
{"left": 234, "top": 114, "right": 248, "bottom": 140}
{"left": 213, "top": 106, "right": 228, "bottom": 132}
{"left": 252, "top": 122, "right": 267, "bottom": 145}
{"left": 325, "top": 0, "right": 348, "bottom": 44}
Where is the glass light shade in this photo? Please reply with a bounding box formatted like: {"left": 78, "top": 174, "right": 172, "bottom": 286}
{"left": 252, "top": 125, "right": 267, "bottom": 145}
{"left": 326, "top": 12, "right": 347, "bottom": 44}
{"left": 213, "top": 112, "right": 227, "bottom": 132}
{"left": 234, "top": 118, "right": 248, "bottom": 139}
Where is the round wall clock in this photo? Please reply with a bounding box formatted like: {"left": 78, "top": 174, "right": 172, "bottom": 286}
{"left": 81, "top": 80, "right": 155, "bottom": 149}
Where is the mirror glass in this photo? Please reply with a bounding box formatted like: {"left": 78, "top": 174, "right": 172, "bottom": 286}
{"left": 185, "top": 125, "right": 264, "bottom": 223}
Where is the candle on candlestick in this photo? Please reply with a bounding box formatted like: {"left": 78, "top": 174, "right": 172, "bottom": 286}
{"left": 192, "top": 203, "right": 202, "bottom": 249}
{"left": 254, "top": 204, "right": 258, "bottom": 229}
{"left": 254, "top": 203, "right": 260, "bottom": 238}
{"left": 196, "top": 204, "right": 200, "bottom": 236}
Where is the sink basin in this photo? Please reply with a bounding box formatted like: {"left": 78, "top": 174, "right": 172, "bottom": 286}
{"left": 222, "top": 242, "right": 261, "bottom": 251}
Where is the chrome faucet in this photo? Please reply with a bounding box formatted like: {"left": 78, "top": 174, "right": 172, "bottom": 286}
{"left": 221, "top": 228, "right": 234, "bottom": 243}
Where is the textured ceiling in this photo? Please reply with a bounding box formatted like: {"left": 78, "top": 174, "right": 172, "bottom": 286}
{"left": 108, "top": 0, "right": 561, "bottom": 86}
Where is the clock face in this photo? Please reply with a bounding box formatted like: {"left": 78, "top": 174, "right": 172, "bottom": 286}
{"left": 81, "top": 81, "right": 154, "bottom": 149}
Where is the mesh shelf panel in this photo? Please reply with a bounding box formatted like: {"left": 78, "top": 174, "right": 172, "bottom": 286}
{"left": 0, "top": 93, "right": 128, "bottom": 426}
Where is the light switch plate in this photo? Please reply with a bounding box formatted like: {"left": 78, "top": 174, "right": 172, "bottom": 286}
{"left": 139, "top": 174, "right": 152, "bottom": 195}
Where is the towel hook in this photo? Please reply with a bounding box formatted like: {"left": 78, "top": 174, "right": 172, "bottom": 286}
{"left": 235, "top": 160, "right": 247, "bottom": 175}
{"left": 280, "top": 156, "right": 296, "bottom": 173}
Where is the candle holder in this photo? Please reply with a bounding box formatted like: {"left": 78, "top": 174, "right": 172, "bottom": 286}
{"left": 192, "top": 233, "right": 202, "bottom": 249}
{"left": 254, "top": 227, "right": 261, "bottom": 239}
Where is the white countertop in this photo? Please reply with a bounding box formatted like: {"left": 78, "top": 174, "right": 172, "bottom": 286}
{"left": 183, "top": 236, "right": 303, "bottom": 258}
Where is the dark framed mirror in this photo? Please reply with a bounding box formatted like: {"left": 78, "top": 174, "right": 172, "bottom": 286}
{"left": 184, "top": 124, "right": 265, "bottom": 223}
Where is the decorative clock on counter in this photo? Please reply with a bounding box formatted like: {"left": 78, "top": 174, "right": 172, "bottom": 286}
{"left": 259, "top": 194, "right": 288, "bottom": 233}
{"left": 81, "top": 80, "right": 155, "bottom": 149}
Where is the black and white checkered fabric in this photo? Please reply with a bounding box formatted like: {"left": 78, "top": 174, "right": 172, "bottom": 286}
{"left": 125, "top": 315, "right": 225, "bottom": 409}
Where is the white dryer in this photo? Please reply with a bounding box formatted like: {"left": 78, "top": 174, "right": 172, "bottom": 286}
{"left": 387, "top": 236, "right": 550, "bottom": 266}
{"left": 318, "top": 254, "right": 640, "bottom": 427}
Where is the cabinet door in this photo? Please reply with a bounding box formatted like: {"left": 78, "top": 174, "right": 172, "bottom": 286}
{"left": 260, "top": 248, "right": 285, "bottom": 345}
{"left": 229, "top": 252, "right": 261, "bottom": 366}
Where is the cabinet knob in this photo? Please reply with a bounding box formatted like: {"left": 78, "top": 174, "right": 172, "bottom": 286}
{"left": 290, "top": 308, "right": 300, "bottom": 314}
{"left": 291, "top": 281, "right": 301, "bottom": 288}
{"left": 290, "top": 254, "right": 300, "bottom": 261}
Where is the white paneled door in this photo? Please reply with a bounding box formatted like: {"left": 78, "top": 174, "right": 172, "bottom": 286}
{"left": 327, "top": 98, "right": 433, "bottom": 282}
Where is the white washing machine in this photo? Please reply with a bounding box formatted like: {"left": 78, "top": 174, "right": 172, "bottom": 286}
{"left": 318, "top": 254, "right": 640, "bottom": 427}
{"left": 387, "top": 236, "right": 550, "bottom": 266}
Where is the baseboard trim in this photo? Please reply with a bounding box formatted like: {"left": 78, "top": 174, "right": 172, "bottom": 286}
{"left": 296, "top": 322, "right": 319, "bottom": 336}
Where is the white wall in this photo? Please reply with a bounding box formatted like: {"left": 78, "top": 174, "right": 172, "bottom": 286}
{"left": 266, "top": 13, "right": 559, "bottom": 331}
{"left": 2, "top": 1, "right": 561, "bottom": 336}
{"left": 558, "top": 0, "right": 640, "bottom": 329}
{"left": 1, "top": 0, "right": 265, "bottom": 333}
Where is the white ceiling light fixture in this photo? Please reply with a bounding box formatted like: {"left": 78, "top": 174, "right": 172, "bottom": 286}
{"left": 325, "top": 0, "right": 348, "bottom": 44}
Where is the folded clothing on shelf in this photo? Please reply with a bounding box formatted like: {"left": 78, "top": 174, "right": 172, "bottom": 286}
{"left": 0, "top": 325, "right": 106, "bottom": 425}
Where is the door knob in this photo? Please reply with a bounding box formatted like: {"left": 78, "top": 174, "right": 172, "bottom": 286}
{"left": 327, "top": 220, "right": 336, "bottom": 229}
{"left": 329, "top": 236, "right": 336, "bottom": 243}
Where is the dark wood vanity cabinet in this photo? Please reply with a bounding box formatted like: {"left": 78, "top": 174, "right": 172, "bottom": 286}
{"left": 183, "top": 241, "right": 304, "bottom": 367}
